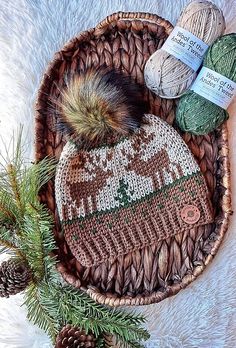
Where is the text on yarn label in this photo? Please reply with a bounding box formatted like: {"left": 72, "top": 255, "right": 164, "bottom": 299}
{"left": 191, "top": 67, "right": 236, "bottom": 109}
{"left": 162, "top": 26, "right": 209, "bottom": 71}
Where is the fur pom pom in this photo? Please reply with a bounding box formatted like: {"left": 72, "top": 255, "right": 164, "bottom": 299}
{"left": 58, "top": 68, "right": 147, "bottom": 144}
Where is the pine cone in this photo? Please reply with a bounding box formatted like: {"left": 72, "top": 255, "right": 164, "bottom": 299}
{"left": 55, "top": 325, "right": 96, "bottom": 348}
{"left": 0, "top": 258, "right": 31, "bottom": 297}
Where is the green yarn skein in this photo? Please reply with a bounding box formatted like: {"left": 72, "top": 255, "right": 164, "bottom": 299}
{"left": 176, "top": 34, "right": 236, "bottom": 135}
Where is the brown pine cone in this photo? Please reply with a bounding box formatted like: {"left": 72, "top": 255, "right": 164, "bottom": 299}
{"left": 0, "top": 258, "right": 31, "bottom": 298}
{"left": 55, "top": 325, "right": 96, "bottom": 348}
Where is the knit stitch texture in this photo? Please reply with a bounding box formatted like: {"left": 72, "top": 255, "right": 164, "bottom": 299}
{"left": 55, "top": 114, "right": 213, "bottom": 267}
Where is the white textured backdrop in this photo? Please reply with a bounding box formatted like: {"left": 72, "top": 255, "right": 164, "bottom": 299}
{"left": 0, "top": 1, "right": 235, "bottom": 347}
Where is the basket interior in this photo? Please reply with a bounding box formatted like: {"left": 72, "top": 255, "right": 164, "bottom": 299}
{"left": 35, "top": 13, "right": 231, "bottom": 306}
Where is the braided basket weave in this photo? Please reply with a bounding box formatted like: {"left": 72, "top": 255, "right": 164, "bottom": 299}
{"left": 35, "top": 12, "right": 232, "bottom": 307}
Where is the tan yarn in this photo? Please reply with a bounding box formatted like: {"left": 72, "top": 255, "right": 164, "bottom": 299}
{"left": 144, "top": 0, "right": 225, "bottom": 99}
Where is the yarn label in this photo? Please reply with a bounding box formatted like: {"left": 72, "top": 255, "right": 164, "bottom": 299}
{"left": 191, "top": 67, "right": 236, "bottom": 109}
{"left": 162, "top": 26, "right": 208, "bottom": 71}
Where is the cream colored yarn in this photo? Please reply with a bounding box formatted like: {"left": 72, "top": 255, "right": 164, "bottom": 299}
{"left": 144, "top": 0, "right": 225, "bottom": 99}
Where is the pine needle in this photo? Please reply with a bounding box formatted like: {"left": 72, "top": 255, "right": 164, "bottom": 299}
{"left": 20, "top": 203, "right": 57, "bottom": 282}
{"left": 0, "top": 127, "right": 150, "bottom": 348}
{"left": 24, "top": 283, "right": 59, "bottom": 340}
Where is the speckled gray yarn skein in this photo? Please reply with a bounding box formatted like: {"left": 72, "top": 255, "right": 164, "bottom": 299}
{"left": 144, "top": 0, "right": 225, "bottom": 99}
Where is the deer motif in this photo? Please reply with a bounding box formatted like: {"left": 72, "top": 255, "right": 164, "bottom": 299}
{"left": 65, "top": 128, "right": 185, "bottom": 217}
{"left": 66, "top": 151, "right": 113, "bottom": 214}
{"left": 125, "top": 130, "right": 184, "bottom": 191}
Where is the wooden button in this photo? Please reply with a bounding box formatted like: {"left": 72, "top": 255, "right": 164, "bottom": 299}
{"left": 181, "top": 205, "right": 200, "bottom": 224}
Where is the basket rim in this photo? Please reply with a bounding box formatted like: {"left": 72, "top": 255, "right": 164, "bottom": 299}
{"left": 35, "top": 11, "right": 232, "bottom": 307}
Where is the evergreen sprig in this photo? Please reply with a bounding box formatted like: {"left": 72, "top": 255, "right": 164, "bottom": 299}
{"left": 0, "top": 128, "right": 56, "bottom": 229}
{"left": 27, "top": 280, "right": 149, "bottom": 345}
{"left": 40, "top": 282, "right": 149, "bottom": 342}
{"left": 0, "top": 129, "right": 150, "bottom": 347}
{"left": 21, "top": 203, "right": 57, "bottom": 282}
{"left": 24, "top": 283, "right": 60, "bottom": 338}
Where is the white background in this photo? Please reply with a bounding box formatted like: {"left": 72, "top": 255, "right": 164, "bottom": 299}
{"left": 0, "top": 1, "right": 235, "bottom": 347}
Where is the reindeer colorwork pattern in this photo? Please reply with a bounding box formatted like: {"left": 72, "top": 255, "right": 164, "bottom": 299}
{"left": 55, "top": 114, "right": 213, "bottom": 267}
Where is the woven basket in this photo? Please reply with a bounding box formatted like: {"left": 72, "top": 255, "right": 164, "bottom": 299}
{"left": 35, "top": 11, "right": 232, "bottom": 307}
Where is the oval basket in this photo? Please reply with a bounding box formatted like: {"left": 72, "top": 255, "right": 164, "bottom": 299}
{"left": 35, "top": 11, "right": 232, "bottom": 307}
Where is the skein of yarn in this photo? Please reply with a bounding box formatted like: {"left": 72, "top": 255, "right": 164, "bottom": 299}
{"left": 176, "top": 34, "right": 236, "bottom": 135}
{"left": 144, "top": 0, "right": 225, "bottom": 99}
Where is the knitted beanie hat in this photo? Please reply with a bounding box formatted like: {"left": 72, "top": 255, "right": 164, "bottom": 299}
{"left": 55, "top": 70, "right": 213, "bottom": 267}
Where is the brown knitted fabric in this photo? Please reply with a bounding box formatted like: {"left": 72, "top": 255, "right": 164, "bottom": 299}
{"left": 55, "top": 114, "right": 213, "bottom": 267}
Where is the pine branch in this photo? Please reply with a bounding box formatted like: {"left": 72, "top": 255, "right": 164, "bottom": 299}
{"left": 20, "top": 203, "right": 57, "bottom": 282}
{"left": 0, "top": 129, "right": 56, "bottom": 230}
{"left": 38, "top": 282, "right": 149, "bottom": 344}
{"left": 0, "top": 140, "right": 57, "bottom": 271}
{"left": 24, "top": 283, "right": 59, "bottom": 340}
{"left": 0, "top": 191, "right": 18, "bottom": 226}
{"left": 6, "top": 164, "right": 24, "bottom": 215}
{"left": 24, "top": 273, "right": 149, "bottom": 346}
{"left": 0, "top": 128, "right": 150, "bottom": 348}
{"left": 19, "top": 157, "right": 57, "bottom": 206}
{"left": 0, "top": 201, "right": 15, "bottom": 224}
